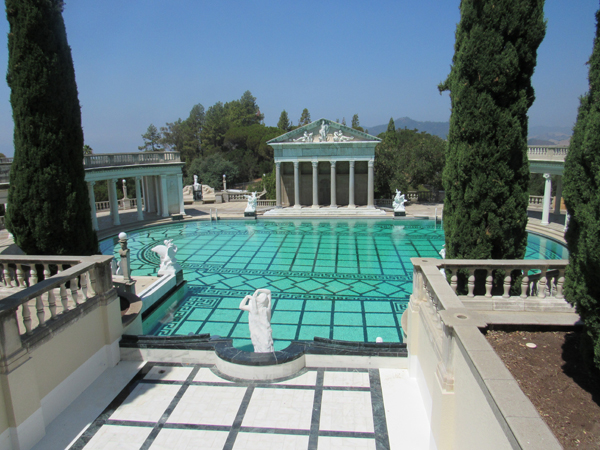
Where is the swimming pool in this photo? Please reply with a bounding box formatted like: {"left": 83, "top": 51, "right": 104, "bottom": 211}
{"left": 101, "top": 219, "right": 568, "bottom": 351}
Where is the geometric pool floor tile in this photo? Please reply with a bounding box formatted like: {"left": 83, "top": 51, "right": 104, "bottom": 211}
{"left": 101, "top": 219, "right": 568, "bottom": 350}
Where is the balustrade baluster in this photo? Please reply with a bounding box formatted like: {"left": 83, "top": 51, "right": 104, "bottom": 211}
{"left": 521, "top": 269, "right": 530, "bottom": 298}
{"left": 556, "top": 269, "right": 565, "bottom": 299}
{"left": 467, "top": 269, "right": 475, "bottom": 297}
{"left": 81, "top": 272, "right": 89, "bottom": 298}
{"left": 22, "top": 301, "right": 32, "bottom": 334}
{"left": 70, "top": 276, "right": 80, "bottom": 305}
{"left": 485, "top": 270, "right": 493, "bottom": 298}
{"left": 537, "top": 268, "right": 547, "bottom": 298}
{"left": 44, "top": 264, "right": 57, "bottom": 319}
{"left": 31, "top": 265, "right": 46, "bottom": 327}
{"left": 58, "top": 266, "right": 69, "bottom": 312}
{"left": 16, "top": 264, "right": 25, "bottom": 287}
{"left": 502, "top": 272, "right": 511, "bottom": 298}
{"left": 447, "top": 268, "right": 458, "bottom": 293}
{"left": 88, "top": 268, "right": 98, "bottom": 296}
{"left": 4, "top": 264, "right": 12, "bottom": 287}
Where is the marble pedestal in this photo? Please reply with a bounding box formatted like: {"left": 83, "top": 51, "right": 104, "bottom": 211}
{"left": 394, "top": 211, "right": 406, "bottom": 217}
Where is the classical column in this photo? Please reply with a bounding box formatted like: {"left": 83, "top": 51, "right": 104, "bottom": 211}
{"left": 367, "top": 159, "right": 374, "bottom": 209}
{"left": 142, "top": 176, "right": 150, "bottom": 212}
{"left": 554, "top": 176, "right": 563, "bottom": 216}
{"left": 330, "top": 160, "right": 337, "bottom": 208}
{"left": 135, "top": 177, "right": 144, "bottom": 221}
{"left": 108, "top": 178, "right": 120, "bottom": 226}
{"left": 293, "top": 161, "right": 301, "bottom": 209}
{"left": 87, "top": 181, "right": 99, "bottom": 231}
{"left": 541, "top": 173, "right": 552, "bottom": 226}
{"left": 348, "top": 160, "right": 356, "bottom": 209}
{"left": 177, "top": 174, "right": 185, "bottom": 215}
{"left": 154, "top": 176, "right": 162, "bottom": 215}
{"left": 160, "top": 175, "right": 169, "bottom": 218}
{"left": 312, "top": 161, "right": 319, "bottom": 208}
{"left": 275, "top": 162, "right": 282, "bottom": 208}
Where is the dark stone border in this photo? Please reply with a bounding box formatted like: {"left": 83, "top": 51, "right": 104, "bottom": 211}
{"left": 120, "top": 335, "right": 407, "bottom": 367}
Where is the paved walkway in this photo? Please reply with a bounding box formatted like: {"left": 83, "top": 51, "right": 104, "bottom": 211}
{"left": 34, "top": 362, "right": 430, "bottom": 450}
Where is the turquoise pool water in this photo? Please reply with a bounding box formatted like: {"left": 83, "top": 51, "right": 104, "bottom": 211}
{"left": 101, "top": 219, "right": 568, "bottom": 351}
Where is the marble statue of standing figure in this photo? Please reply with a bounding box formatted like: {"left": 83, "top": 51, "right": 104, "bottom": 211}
{"left": 319, "top": 120, "right": 329, "bottom": 142}
{"left": 245, "top": 191, "right": 258, "bottom": 213}
{"left": 239, "top": 289, "right": 274, "bottom": 353}
{"left": 393, "top": 189, "right": 406, "bottom": 212}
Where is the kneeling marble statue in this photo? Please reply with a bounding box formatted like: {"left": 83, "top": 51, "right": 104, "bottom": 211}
{"left": 239, "top": 288, "right": 274, "bottom": 353}
{"left": 393, "top": 189, "right": 406, "bottom": 216}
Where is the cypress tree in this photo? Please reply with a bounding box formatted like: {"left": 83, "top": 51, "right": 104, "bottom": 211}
{"left": 439, "top": 0, "right": 546, "bottom": 260}
{"left": 5, "top": 0, "right": 97, "bottom": 255}
{"left": 563, "top": 8, "right": 600, "bottom": 369}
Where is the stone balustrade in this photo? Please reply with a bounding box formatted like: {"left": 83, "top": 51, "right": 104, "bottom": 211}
{"left": 257, "top": 199, "right": 276, "bottom": 207}
{"left": 0, "top": 255, "right": 114, "bottom": 371}
{"left": 527, "top": 146, "right": 568, "bottom": 161}
{"left": 83, "top": 152, "right": 181, "bottom": 169}
{"left": 418, "top": 258, "right": 571, "bottom": 313}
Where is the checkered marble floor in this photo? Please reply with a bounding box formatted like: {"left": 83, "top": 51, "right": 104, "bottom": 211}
{"left": 70, "top": 363, "right": 430, "bottom": 450}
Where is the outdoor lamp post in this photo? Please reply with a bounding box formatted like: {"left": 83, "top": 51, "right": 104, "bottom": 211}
{"left": 223, "top": 174, "right": 227, "bottom": 191}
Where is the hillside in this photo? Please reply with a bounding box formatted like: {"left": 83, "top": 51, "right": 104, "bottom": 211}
{"left": 367, "top": 118, "right": 572, "bottom": 144}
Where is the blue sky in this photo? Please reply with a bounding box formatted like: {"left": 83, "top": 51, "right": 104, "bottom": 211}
{"left": 0, "top": 0, "right": 597, "bottom": 156}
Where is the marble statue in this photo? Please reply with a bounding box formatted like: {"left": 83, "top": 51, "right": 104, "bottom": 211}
{"left": 239, "top": 289, "right": 274, "bottom": 353}
{"left": 193, "top": 175, "right": 202, "bottom": 200}
{"left": 332, "top": 130, "right": 354, "bottom": 142}
{"left": 245, "top": 191, "right": 258, "bottom": 213}
{"left": 393, "top": 190, "right": 406, "bottom": 212}
{"left": 151, "top": 239, "right": 181, "bottom": 276}
{"left": 294, "top": 131, "right": 313, "bottom": 143}
{"left": 439, "top": 244, "right": 446, "bottom": 259}
{"left": 319, "top": 120, "right": 329, "bottom": 142}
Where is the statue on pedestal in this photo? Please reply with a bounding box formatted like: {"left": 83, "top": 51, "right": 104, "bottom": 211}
{"left": 245, "top": 191, "right": 258, "bottom": 216}
{"left": 239, "top": 289, "right": 274, "bottom": 353}
{"left": 393, "top": 190, "right": 406, "bottom": 216}
{"left": 151, "top": 239, "right": 181, "bottom": 276}
{"left": 193, "top": 175, "right": 202, "bottom": 200}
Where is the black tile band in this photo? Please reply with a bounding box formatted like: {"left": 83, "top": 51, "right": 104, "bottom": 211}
{"left": 369, "top": 369, "right": 391, "bottom": 450}
{"left": 222, "top": 385, "right": 255, "bottom": 450}
{"left": 308, "top": 369, "right": 325, "bottom": 450}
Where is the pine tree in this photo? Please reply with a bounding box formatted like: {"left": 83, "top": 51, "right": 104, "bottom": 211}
{"left": 563, "top": 8, "right": 600, "bottom": 370}
{"left": 439, "top": 0, "right": 545, "bottom": 260}
{"left": 139, "top": 124, "right": 163, "bottom": 151}
{"left": 299, "top": 109, "right": 311, "bottom": 127}
{"left": 277, "top": 110, "right": 290, "bottom": 131}
{"left": 5, "top": 0, "right": 97, "bottom": 255}
{"left": 351, "top": 114, "right": 364, "bottom": 132}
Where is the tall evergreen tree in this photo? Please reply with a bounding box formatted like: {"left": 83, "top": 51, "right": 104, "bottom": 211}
{"left": 138, "top": 124, "right": 162, "bottom": 152}
{"left": 5, "top": 0, "right": 97, "bottom": 255}
{"left": 563, "top": 8, "right": 600, "bottom": 370}
{"left": 277, "top": 110, "right": 290, "bottom": 131}
{"left": 439, "top": 0, "right": 545, "bottom": 260}
{"left": 351, "top": 114, "right": 364, "bottom": 132}
{"left": 298, "top": 108, "right": 311, "bottom": 127}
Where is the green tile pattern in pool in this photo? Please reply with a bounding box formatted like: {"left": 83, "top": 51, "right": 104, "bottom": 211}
{"left": 100, "top": 219, "right": 568, "bottom": 351}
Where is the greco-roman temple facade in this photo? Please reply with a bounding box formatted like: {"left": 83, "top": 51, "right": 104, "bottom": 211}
{"left": 265, "top": 119, "right": 386, "bottom": 216}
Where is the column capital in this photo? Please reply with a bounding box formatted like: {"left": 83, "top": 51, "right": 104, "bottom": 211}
{"left": 368, "top": 159, "right": 374, "bottom": 168}
{"left": 110, "top": 178, "right": 118, "bottom": 183}
{"left": 330, "top": 160, "right": 336, "bottom": 168}
{"left": 135, "top": 176, "right": 142, "bottom": 181}
{"left": 87, "top": 181, "right": 96, "bottom": 187}
{"left": 312, "top": 161, "right": 318, "bottom": 168}
{"left": 293, "top": 160, "right": 299, "bottom": 169}
{"left": 275, "top": 161, "right": 281, "bottom": 168}
{"left": 349, "top": 160, "right": 355, "bottom": 168}
{"left": 543, "top": 173, "right": 551, "bottom": 179}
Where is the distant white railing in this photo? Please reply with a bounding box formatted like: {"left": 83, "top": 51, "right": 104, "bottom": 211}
{"left": 83, "top": 152, "right": 181, "bottom": 169}
{"left": 95, "top": 198, "right": 144, "bottom": 211}
{"left": 257, "top": 199, "right": 276, "bottom": 206}
{"left": 527, "top": 146, "right": 568, "bottom": 162}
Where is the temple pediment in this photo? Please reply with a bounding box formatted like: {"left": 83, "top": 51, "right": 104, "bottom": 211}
{"left": 267, "top": 119, "right": 381, "bottom": 144}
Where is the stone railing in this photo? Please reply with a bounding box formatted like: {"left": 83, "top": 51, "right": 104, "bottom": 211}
{"left": 83, "top": 152, "right": 181, "bottom": 169}
{"left": 0, "top": 255, "right": 114, "bottom": 368}
{"left": 257, "top": 199, "right": 276, "bottom": 207}
{"left": 528, "top": 195, "right": 555, "bottom": 208}
{"left": 527, "top": 145, "right": 568, "bottom": 162}
{"left": 227, "top": 193, "right": 249, "bottom": 202}
{"left": 375, "top": 198, "right": 392, "bottom": 207}
{"left": 441, "top": 259, "right": 570, "bottom": 312}
{"left": 95, "top": 198, "right": 144, "bottom": 211}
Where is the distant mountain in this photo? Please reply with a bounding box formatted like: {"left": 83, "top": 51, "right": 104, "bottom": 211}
{"left": 367, "top": 117, "right": 572, "bottom": 145}
{"left": 367, "top": 117, "right": 449, "bottom": 139}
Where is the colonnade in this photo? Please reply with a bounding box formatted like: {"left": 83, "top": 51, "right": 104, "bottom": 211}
{"left": 86, "top": 174, "right": 185, "bottom": 231}
{"left": 275, "top": 159, "right": 374, "bottom": 209}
